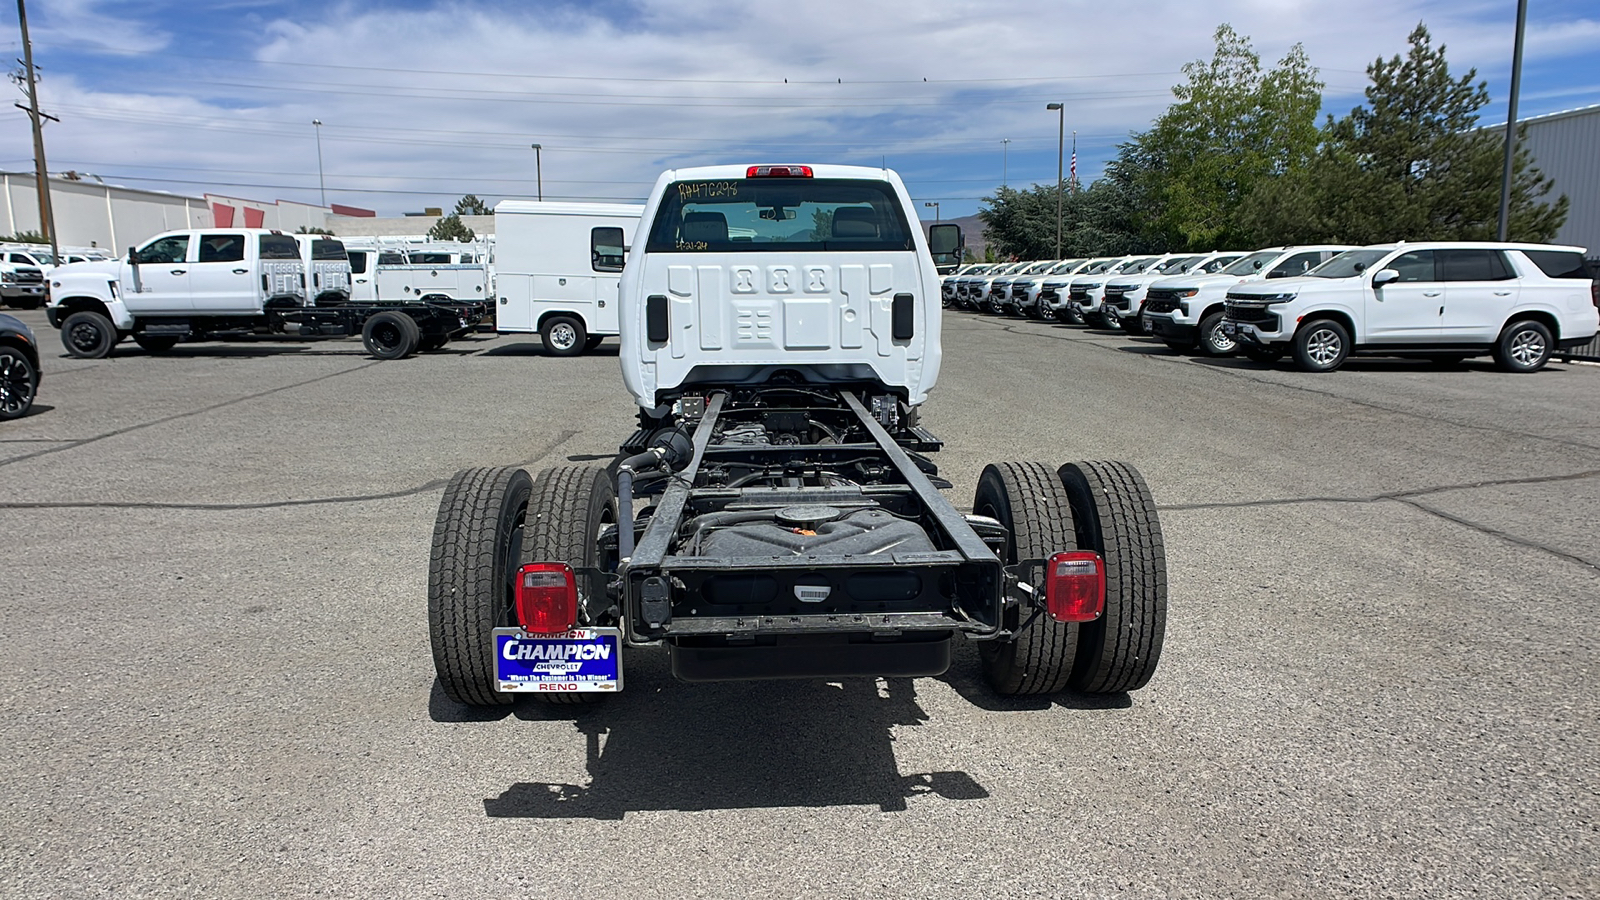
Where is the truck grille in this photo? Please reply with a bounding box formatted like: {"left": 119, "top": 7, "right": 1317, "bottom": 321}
{"left": 1068, "top": 288, "right": 1089, "bottom": 301}
{"left": 1144, "top": 298, "right": 1180, "bottom": 314}
{"left": 1224, "top": 305, "right": 1278, "bottom": 328}
{"left": 13, "top": 268, "right": 43, "bottom": 283}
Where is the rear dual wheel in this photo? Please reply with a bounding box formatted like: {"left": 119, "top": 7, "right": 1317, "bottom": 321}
{"left": 974, "top": 460, "right": 1168, "bottom": 695}
{"left": 362, "top": 312, "right": 420, "bottom": 359}
{"left": 428, "top": 465, "right": 615, "bottom": 708}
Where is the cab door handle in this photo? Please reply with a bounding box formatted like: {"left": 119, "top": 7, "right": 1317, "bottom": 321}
{"left": 1422, "top": 290, "right": 1441, "bottom": 297}
{"left": 232, "top": 268, "right": 248, "bottom": 274}
{"left": 169, "top": 269, "right": 187, "bottom": 275}
{"left": 1493, "top": 290, "right": 1512, "bottom": 296}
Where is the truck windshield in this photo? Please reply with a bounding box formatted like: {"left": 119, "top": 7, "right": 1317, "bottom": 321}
{"left": 1308, "top": 249, "right": 1391, "bottom": 278}
{"left": 1220, "top": 251, "right": 1279, "bottom": 276}
{"left": 645, "top": 178, "right": 915, "bottom": 253}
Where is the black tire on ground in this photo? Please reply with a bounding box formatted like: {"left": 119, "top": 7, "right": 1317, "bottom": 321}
{"left": 1492, "top": 319, "right": 1553, "bottom": 373}
{"left": 1291, "top": 318, "right": 1350, "bottom": 373}
{"left": 0, "top": 345, "right": 38, "bottom": 420}
{"left": 428, "top": 467, "right": 534, "bottom": 707}
{"left": 1100, "top": 308, "right": 1122, "bottom": 329}
{"left": 541, "top": 314, "right": 587, "bottom": 356}
{"left": 972, "top": 462, "right": 1082, "bottom": 696}
{"left": 1198, "top": 311, "right": 1238, "bottom": 356}
{"left": 1242, "top": 346, "right": 1284, "bottom": 364}
{"left": 583, "top": 335, "right": 605, "bottom": 350}
{"left": 362, "top": 311, "right": 420, "bottom": 359}
{"left": 1061, "top": 306, "right": 1085, "bottom": 326}
{"left": 418, "top": 333, "right": 449, "bottom": 352}
{"left": 1119, "top": 310, "right": 1146, "bottom": 335}
{"left": 133, "top": 334, "right": 180, "bottom": 353}
{"left": 522, "top": 465, "right": 618, "bottom": 705}
{"left": 61, "top": 310, "right": 118, "bottom": 359}
{"left": 1057, "top": 461, "right": 1168, "bottom": 693}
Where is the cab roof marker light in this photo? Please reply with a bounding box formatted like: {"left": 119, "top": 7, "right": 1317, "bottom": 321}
{"left": 746, "top": 165, "right": 813, "bottom": 178}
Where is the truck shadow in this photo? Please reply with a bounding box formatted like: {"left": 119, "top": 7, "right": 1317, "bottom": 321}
{"left": 472, "top": 653, "right": 989, "bottom": 819}
{"left": 481, "top": 343, "right": 621, "bottom": 358}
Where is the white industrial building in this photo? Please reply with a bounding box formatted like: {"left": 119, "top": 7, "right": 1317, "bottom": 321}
{"left": 1, "top": 171, "right": 377, "bottom": 251}
{"left": 1514, "top": 103, "right": 1599, "bottom": 256}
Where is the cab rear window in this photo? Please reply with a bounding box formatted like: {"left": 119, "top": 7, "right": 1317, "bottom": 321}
{"left": 645, "top": 178, "right": 914, "bottom": 253}
{"left": 312, "top": 239, "right": 347, "bottom": 261}
{"left": 260, "top": 235, "right": 300, "bottom": 260}
{"left": 1522, "top": 250, "right": 1594, "bottom": 280}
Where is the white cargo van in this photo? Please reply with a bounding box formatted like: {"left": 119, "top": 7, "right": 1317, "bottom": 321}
{"left": 492, "top": 200, "right": 644, "bottom": 355}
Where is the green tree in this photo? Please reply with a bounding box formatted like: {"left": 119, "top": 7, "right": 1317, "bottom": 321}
{"left": 1117, "top": 25, "right": 1325, "bottom": 249}
{"left": 1313, "top": 23, "right": 1566, "bottom": 243}
{"left": 1, "top": 230, "right": 47, "bottom": 244}
{"left": 427, "top": 214, "right": 475, "bottom": 242}
{"left": 453, "top": 194, "right": 492, "bottom": 217}
{"left": 294, "top": 225, "right": 335, "bottom": 235}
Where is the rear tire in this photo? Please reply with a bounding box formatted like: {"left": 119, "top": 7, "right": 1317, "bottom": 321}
{"left": 133, "top": 334, "right": 180, "bottom": 353}
{"left": 0, "top": 346, "right": 38, "bottom": 420}
{"left": 1292, "top": 319, "right": 1349, "bottom": 372}
{"left": 1492, "top": 319, "right": 1552, "bottom": 373}
{"left": 428, "top": 467, "right": 534, "bottom": 707}
{"left": 523, "top": 466, "right": 617, "bottom": 705}
{"left": 61, "top": 310, "right": 117, "bottom": 359}
{"left": 418, "top": 333, "right": 449, "bottom": 352}
{"left": 1058, "top": 461, "right": 1167, "bottom": 693}
{"left": 541, "top": 314, "right": 586, "bottom": 356}
{"left": 362, "top": 312, "right": 420, "bottom": 359}
{"left": 972, "top": 462, "right": 1081, "bottom": 696}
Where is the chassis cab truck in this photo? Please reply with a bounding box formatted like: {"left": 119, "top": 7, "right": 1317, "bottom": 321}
{"left": 491, "top": 200, "right": 644, "bottom": 355}
{"left": 428, "top": 164, "right": 1168, "bottom": 706}
{"left": 46, "top": 229, "right": 478, "bottom": 359}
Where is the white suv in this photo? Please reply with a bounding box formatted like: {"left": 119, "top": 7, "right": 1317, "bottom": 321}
{"left": 1142, "top": 245, "right": 1352, "bottom": 355}
{"left": 1223, "top": 242, "right": 1600, "bottom": 373}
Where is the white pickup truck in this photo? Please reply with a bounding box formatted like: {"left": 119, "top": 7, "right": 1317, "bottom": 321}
{"left": 428, "top": 163, "right": 1169, "bottom": 709}
{"left": 46, "top": 228, "right": 483, "bottom": 359}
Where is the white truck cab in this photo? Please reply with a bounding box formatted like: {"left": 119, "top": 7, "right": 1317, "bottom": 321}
{"left": 492, "top": 201, "right": 644, "bottom": 355}
{"left": 291, "top": 234, "right": 353, "bottom": 306}
{"left": 1142, "top": 245, "right": 1352, "bottom": 355}
{"left": 1225, "top": 242, "right": 1600, "bottom": 372}
{"left": 618, "top": 164, "right": 946, "bottom": 410}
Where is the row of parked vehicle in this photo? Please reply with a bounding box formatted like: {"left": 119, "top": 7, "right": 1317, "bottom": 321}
{"left": 1, "top": 243, "right": 115, "bottom": 310}
{"left": 944, "top": 241, "right": 1599, "bottom": 373}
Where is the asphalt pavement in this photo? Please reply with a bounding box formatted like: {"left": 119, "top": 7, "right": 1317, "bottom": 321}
{"left": 2, "top": 306, "right": 1597, "bottom": 899}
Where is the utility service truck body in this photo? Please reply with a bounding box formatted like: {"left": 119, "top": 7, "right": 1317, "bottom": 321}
{"left": 492, "top": 200, "right": 644, "bottom": 355}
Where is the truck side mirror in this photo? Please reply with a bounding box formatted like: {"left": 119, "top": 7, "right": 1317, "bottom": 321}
{"left": 128, "top": 246, "right": 140, "bottom": 265}
{"left": 1372, "top": 268, "right": 1400, "bottom": 288}
{"left": 928, "top": 223, "right": 963, "bottom": 265}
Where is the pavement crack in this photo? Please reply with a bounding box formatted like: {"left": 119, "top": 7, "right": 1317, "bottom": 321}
{"left": 1160, "top": 467, "right": 1600, "bottom": 571}
{"left": 0, "top": 361, "right": 385, "bottom": 469}
{"left": 0, "top": 431, "right": 582, "bottom": 512}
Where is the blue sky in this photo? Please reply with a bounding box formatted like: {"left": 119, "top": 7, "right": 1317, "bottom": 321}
{"left": 1, "top": 0, "right": 1596, "bottom": 219}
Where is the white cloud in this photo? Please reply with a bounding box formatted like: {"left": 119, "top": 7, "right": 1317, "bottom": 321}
{"left": 3, "top": 0, "right": 1595, "bottom": 218}
{"left": 26, "top": 0, "right": 172, "bottom": 54}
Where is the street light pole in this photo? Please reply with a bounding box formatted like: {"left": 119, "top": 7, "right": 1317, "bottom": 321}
{"left": 1497, "top": 0, "right": 1528, "bottom": 241}
{"left": 1046, "top": 103, "right": 1064, "bottom": 258}
{"left": 924, "top": 201, "right": 940, "bottom": 223}
{"left": 311, "top": 119, "right": 326, "bottom": 207}
{"left": 530, "top": 144, "right": 543, "bottom": 201}
{"left": 1001, "top": 138, "right": 1010, "bottom": 188}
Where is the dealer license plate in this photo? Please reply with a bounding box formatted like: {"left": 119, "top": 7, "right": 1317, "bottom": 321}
{"left": 493, "top": 627, "right": 622, "bottom": 694}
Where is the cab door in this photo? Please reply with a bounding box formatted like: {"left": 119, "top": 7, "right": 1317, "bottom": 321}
{"left": 123, "top": 234, "right": 194, "bottom": 314}
{"left": 1365, "top": 249, "right": 1442, "bottom": 344}
{"left": 188, "top": 233, "right": 256, "bottom": 311}
{"left": 1438, "top": 249, "right": 1518, "bottom": 342}
{"left": 590, "top": 225, "right": 627, "bottom": 334}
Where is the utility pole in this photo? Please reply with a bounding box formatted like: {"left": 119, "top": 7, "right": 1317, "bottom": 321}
{"left": 312, "top": 119, "right": 326, "bottom": 206}
{"left": 530, "top": 144, "right": 543, "bottom": 201}
{"left": 15, "top": 0, "right": 59, "bottom": 261}
{"left": 923, "top": 201, "right": 940, "bottom": 223}
{"left": 1497, "top": 0, "right": 1528, "bottom": 241}
{"left": 1047, "top": 103, "right": 1064, "bottom": 258}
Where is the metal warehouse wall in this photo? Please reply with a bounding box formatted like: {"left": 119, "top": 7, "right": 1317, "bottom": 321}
{"left": 3, "top": 171, "right": 210, "bottom": 249}
{"left": 1519, "top": 104, "right": 1600, "bottom": 255}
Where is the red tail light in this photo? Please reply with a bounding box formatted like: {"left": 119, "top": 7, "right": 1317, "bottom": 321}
{"left": 515, "top": 563, "right": 577, "bottom": 634}
{"left": 746, "top": 165, "right": 813, "bottom": 178}
{"left": 1045, "top": 551, "right": 1105, "bottom": 622}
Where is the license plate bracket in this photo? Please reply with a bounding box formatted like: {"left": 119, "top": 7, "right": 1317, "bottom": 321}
{"left": 493, "top": 627, "right": 623, "bottom": 694}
